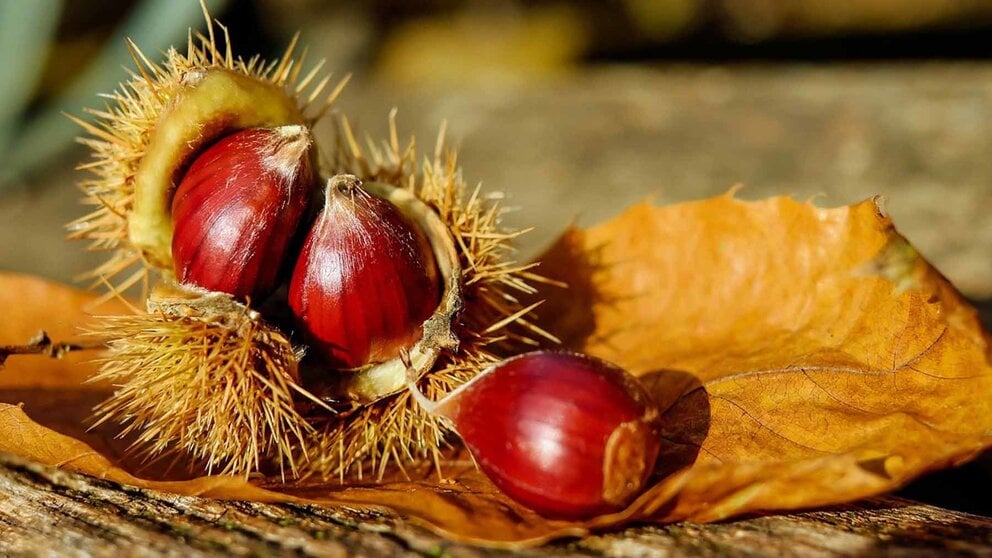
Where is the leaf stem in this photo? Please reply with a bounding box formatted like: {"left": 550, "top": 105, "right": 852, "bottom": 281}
{"left": 0, "top": 331, "right": 103, "bottom": 366}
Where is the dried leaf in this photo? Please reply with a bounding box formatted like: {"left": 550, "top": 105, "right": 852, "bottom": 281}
{"left": 0, "top": 192, "right": 990, "bottom": 547}
{"left": 536, "top": 193, "right": 992, "bottom": 523}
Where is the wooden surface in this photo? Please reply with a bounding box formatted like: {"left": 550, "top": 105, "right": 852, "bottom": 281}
{"left": 0, "top": 450, "right": 989, "bottom": 557}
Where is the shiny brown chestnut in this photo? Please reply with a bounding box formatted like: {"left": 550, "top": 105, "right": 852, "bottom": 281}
{"left": 289, "top": 175, "right": 441, "bottom": 370}
{"left": 171, "top": 125, "right": 315, "bottom": 301}
{"left": 409, "top": 350, "right": 661, "bottom": 519}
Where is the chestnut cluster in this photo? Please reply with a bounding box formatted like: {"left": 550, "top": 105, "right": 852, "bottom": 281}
{"left": 171, "top": 126, "right": 440, "bottom": 371}
{"left": 67, "top": 11, "right": 666, "bottom": 520}
{"left": 168, "top": 126, "right": 661, "bottom": 518}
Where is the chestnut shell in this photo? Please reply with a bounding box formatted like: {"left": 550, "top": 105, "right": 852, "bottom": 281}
{"left": 289, "top": 176, "right": 441, "bottom": 370}
{"left": 437, "top": 351, "right": 661, "bottom": 519}
{"left": 171, "top": 126, "right": 315, "bottom": 301}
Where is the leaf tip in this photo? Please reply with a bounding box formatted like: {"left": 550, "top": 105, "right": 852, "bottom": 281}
{"left": 722, "top": 183, "right": 745, "bottom": 199}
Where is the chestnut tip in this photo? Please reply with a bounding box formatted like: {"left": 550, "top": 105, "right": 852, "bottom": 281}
{"left": 328, "top": 173, "right": 361, "bottom": 189}
{"left": 266, "top": 125, "right": 313, "bottom": 178}
{"left": 325, "top": 174, "right": 366, "bottom": 201}
{"left": 179, "top": 68, "right": 206, "bottom": 87}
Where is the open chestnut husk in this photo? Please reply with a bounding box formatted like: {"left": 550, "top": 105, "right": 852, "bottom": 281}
{"left": 290, "top": 174, "right": 464, "bottom": 408}
{"left": 408, "top": 350, "right": 661, "bottom": 519}
{"left": 74, "top": 12, "right": 553, "bottom": 479}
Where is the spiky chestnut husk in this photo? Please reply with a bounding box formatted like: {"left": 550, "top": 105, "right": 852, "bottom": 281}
{"left": 70, "top": 15, "right": 346, "bottom": 475}
{"left": 72, "top": 10, "right": 557, "bottom": 479}
{"left": 292, "top": 175, "right": 464, "bottom": 407}
{"left": 69, "top": 15, "right": 346, "bottom": 300}
{"left": 87, "top": 284, "right": 316, "bottom": 478}
{"left": 295, "top": 116, "right": 562, "bottom": 479}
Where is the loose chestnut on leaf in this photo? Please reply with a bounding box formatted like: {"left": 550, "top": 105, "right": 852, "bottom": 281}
{"left": 408, "top": 351, "right": 661, "bottom": 519}
{"left": 172, "top": 126, "right": 316, "bottom": 301}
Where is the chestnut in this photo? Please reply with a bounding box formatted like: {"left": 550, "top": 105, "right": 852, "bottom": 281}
{"left": 409, "top": 350, "right": 661, "bottom": 519}
{"left": 170, "top": 125, "right": 316, "bottom": 301}
{"left": 289, "top": 175, "right": 441, "bottom": 370}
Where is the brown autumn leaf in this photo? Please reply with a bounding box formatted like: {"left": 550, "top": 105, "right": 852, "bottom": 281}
{"left": 0, "top": 192, "right": 990, "bottom": 547}
{"left": 536, "top": 192, "right": 992, "bottom": 523}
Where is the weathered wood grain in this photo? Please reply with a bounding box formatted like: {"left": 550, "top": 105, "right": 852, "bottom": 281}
{"left": 0, "top": 451, "right": 989, "bottom": 557}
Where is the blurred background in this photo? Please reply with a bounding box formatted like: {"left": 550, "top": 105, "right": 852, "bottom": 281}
{"left": 0, "top": 0, "right": 990, "bottom": 512}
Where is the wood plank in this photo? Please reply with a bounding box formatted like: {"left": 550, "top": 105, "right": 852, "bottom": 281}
{"left": 1, "top": 451, "right": 989, "bottom": 557}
